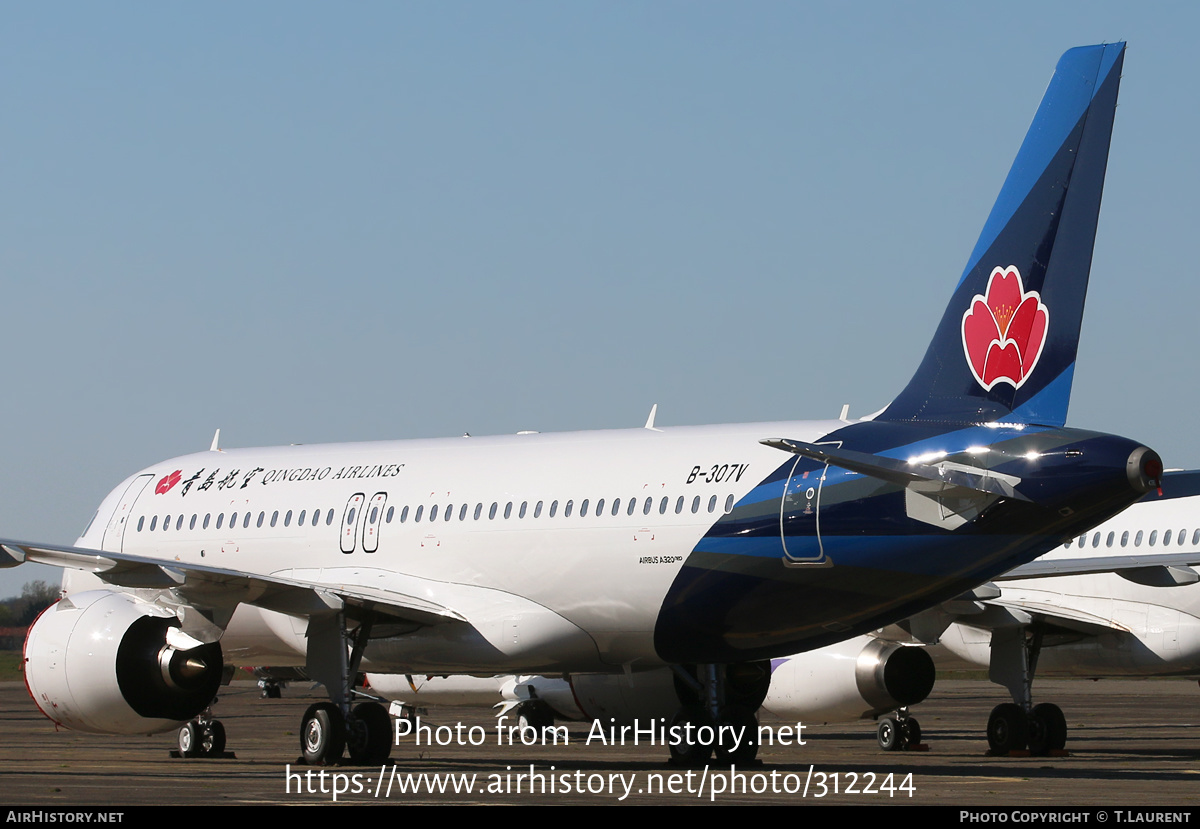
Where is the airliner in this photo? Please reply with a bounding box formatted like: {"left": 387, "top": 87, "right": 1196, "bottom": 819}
{"left": 4, "top": 42, "right": 1160, "bottom": 767}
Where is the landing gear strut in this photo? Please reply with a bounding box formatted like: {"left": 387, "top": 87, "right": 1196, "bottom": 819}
{"left": 300, "top": 608, "right": 393, "bottom": 765}
{"left": 986, "top": 622, "right": 1068, "bottom": 755}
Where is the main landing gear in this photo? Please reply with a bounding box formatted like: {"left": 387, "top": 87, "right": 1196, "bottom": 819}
{"left": 985, "top": 623, "right": 1068, "bottom": 756}
{"left": 668, "top": 662, "right": 770, "bottom": 767}
{"left": 297, "top": 608, "right": 394, "bottom": 766}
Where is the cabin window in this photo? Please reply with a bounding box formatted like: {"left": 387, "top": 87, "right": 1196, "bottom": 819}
{"left": 474, "top": 503, "right": 482, "bottom": 520}
{"left": 189, "top": 514, "right": 197, "bottom": 530}
{"left": 535, "top": 501, "right": 544, "bottom": 518}
{"left": 626, "top": 498, "right": 636, "bottom": 516}
{"left": 1106, "top": 532, "right": 1114, "bottom": 547}
{"left": 216, "top": 514, "right": 225, "bottom": 530}
{"left": 271, "top": 511, "right": 279, "bottom": 528}
{"left": 1164, "top": 529, "right": 1173, "bottom": 546}
{"left": 691, "top": 496, "right": 701, "bottom": 514}
{"left": 565, "top": 500, "right": 574, "bottom": 518}
{"left": 400, "top": 506, "right": 409, "bottom": 523}
{"left": 1121, "top": 530, "right": 1129, "bottom": 546}
{"left": 1150, "top": 530, "right": 1158, "bottom": 546}
{"left": 284, "top": 510, "right": 292, "bottom": 527}
{"left": 504, "top": 502, "right": 512, "bottom": 519}
{"left": 1135, "top": 530, "right": 1143, "bottom": 546}
{"left": 176, "top": 515, "right": 184, "bottom": 531}
{"left": 708, "top": 495, "right": 717, "bottom": 513}
{"left": 244, "top": 513, "right": 252, "bottom": 529}
{"left": 459, "top": 504, "right": 468, "bottom": 521}
{"left": 660, "top": 497, "right": 669, "bottom": 515}
{"left": 595, "top": 499, "right": 605, "bottom": 516}
{"left": 489, "top": 502, "right": 498, "bottom": 520}
{"left": 675, "top": 497, "right": 684, "bottom": 514}
{"left": 203, "top": 514, "right": 211, "bottom": 530}
{"left": 415, "top": 506, "right": 424, "bottom": 522}
{"left": 550, "top": 500, "right": 559, "bottom": 518}
{"left": 519, "top": 501, "right": 528, "bottom": 519}
{"left": 429, "top": 505, "right": 439, "bottom": 522}
{"left": 326, "top": 508, "right": 335, "bottom": 526}
{"left": 580, "top": 499, "right": 589, "bottom": 517}
{"left": 725, "top": 494, "right": 734, "bottom": 513}
{"left": 137, "top": 516, "right": 145, "bottom": 531}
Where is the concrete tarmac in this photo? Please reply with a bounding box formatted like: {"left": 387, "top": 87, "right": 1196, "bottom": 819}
{"left": 3, "top": 678, "right": 1200, "bottom": 807}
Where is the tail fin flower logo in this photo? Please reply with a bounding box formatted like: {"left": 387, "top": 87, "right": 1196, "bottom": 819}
{"left": 961, "top": 266, "right": 1049, "bottom": 391}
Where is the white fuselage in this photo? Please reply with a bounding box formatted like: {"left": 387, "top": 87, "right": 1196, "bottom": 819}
{"left": 67, "top": 420, "right": 833, "bottom": 673}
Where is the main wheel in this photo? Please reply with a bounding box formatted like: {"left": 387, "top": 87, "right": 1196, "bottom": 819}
{"left": 714, "top": 705, "right": 758, "bottom": 764}
{"left": 877, "top": 717, "right": 902, "bottom": 751}
{"left": 178, "top": 721, "right": 201, "bottom": 758}
{"left": 346, "top": 702, "right": 392, "bottom": 764}
{"left": 302, "top": 702, "right": 346, "bottom": 765}
{"left": 668, "top": 706, "right": 714, "bottom": 767}
{"left": 1029, "top": 703, "right": 1067, "bottom": 754}
{"left": 987, "top": 703, "right": 1028, "bottom": 754}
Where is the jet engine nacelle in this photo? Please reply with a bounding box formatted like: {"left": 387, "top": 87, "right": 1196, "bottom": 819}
{"left": 24, "top": 590, "right": 223, "bottom": 734}
{"left": 761, "top": 636, "right": 935, "bottom": 723}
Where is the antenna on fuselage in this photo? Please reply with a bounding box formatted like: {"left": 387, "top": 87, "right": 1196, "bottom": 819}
{"left": 210, "top": 429, "right": 222, "bottom": 452}
{"left": 645, "top": 404, "right": 662, "bottom": 431}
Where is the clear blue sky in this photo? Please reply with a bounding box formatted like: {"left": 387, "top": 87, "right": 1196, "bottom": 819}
{"left": 2, "top": 2, "right": 1197, "bottom": 595}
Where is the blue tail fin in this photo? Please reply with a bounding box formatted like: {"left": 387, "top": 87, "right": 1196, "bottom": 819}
{"left": 880, "top": 43, "right": 1124, "bottom": 427}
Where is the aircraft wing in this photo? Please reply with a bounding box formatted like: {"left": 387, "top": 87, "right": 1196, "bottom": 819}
{"left": 1000, "top": 551, "right": 1200, "bottom": 586}
{"left": 0, "top": 538, "right": 466, "bottom": 630}
{"left": 975, "top": 596, "right": 1129, "bottom": 637}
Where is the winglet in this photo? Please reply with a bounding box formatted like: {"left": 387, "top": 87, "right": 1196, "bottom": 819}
{"left": 210, "top": 429, "right": 221, "bottom": 452}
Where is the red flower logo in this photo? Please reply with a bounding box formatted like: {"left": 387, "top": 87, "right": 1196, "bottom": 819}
{"left": 155, "top": 470, "right": 182, "bottom": 495}
{"left": 961, "top": 266, "right": 1049, "bottom": 391}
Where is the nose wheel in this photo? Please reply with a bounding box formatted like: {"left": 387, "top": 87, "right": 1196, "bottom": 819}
{"left": 877, "top": 712, "right": 922, "bottom": 751}
{"left": 177, "top": 716, "right": 227, "bottom": 758}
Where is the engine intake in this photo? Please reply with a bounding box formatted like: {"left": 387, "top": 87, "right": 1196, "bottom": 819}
{"left": 24, "top": 590, "right": 222, "bottom": 734}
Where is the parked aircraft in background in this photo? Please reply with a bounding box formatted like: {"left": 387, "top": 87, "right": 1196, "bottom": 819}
{"left": 4, "top": 43, "right": 1155, "bottom": 767}
{"left": 925, "top": 470, "right": 1200, "bottom": 754}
